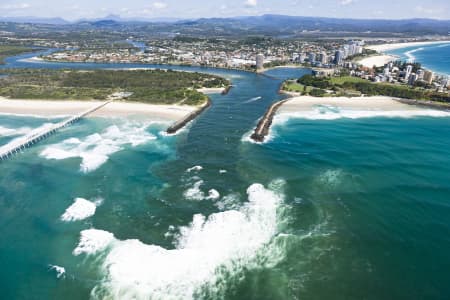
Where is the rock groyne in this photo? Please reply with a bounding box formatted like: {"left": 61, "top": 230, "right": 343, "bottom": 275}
{"left": 250, "top": 99, "right": 289, "bottom": 142}
{"left": 166, "top": 99, "right": 211, "bottom": 134}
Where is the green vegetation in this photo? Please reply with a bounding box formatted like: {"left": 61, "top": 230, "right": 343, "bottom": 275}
{"left": 348, "top": 48, "right": 377, "bottom": 61}
{"left": 295, "top": 74, "right": 450, "bottom": 103}
{"left": 0, "top": 69, "right": 230, "bottom": 105}
{"left": 0, "top": 46, "right": 33, "bottom": 64}
{"left": 282, "top": 80, "right": 313, "bottom": 94}
{"left": 329, "top": 76, "right": 367, "bottom": 85}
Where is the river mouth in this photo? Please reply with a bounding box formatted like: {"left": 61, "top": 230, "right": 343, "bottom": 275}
{"left": 2, "top": 51, "right": 450, "bottom": 299}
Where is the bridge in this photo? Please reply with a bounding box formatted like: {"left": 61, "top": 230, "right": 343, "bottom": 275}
{"left": 0, "top": 101, "right": 112, "bottom": 162}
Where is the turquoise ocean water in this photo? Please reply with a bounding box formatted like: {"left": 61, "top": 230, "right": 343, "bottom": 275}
{"left": 1, "top": 50, "right": 450, "bottom": 299}
{"left": 387, "top": 42, "right": 450, "bottom": 76}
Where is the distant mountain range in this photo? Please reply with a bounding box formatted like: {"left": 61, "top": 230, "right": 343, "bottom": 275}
{"left": 0, "top": 14, "right": 183, "bottom": 25}
{"left": 0, "top": 14, "right": 449, "bottom": 35}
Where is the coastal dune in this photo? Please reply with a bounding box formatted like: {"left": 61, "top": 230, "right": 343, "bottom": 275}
{"left": 0, "top": 97, "right": 197, "bottom": 121}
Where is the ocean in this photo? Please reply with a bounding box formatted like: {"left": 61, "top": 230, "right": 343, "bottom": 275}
{"left": 387, "top": 42, "right": 450, "bottom": 76}
{"left": 1, "top": 52, "right": 450, "bottom": 299}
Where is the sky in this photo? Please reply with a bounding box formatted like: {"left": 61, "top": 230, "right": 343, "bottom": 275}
{"left": 0, "top": 0, "right": 449, "bottom": 21}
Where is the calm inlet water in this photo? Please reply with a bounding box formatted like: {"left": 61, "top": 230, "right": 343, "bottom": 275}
{"left": 1, "top": 52, "right": 450, "bottom": 299}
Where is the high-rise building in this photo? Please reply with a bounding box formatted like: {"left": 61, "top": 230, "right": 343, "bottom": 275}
{"left": 443, "top": 77, "right": 450, "bottom": 89}
{"left": 423, "top": 70, "right": 434, "bottom": 84}
{"left": 299, "top": 53, "right": 306, "bottom": 63}
{"left": 334, "top": 50, "right": 344, "bottom": 65}
{"left": 417, "top": 69, "right": 424, "bottom": 80}
{"left": 308, "top": 52, "right": 316, "bottom": 63}
{"left": 405, "top": 65, "right": 413, "bottom": 80}
{"left": 256, "top": 54, "right": 264, "bottom": 71}
{"left": 319, "top": 52, "right": 328, "bottom": 64}
{"left": 408, "top": 73, "right": 418, "bottom": 86}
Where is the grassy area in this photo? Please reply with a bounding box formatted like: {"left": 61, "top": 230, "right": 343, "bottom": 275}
{"left": 329, "top": 76, "right": 367, "bottom": 85}
{"left": 0, "top": 69, "right": 230, "bottom": 105}
{"left": 0, "top": 46, "right": 33, "bottom": 64}
{"left": 282, "top": 81, "right": 313, "bottom": 93}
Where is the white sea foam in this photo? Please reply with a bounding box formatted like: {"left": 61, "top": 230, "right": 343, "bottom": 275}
{"left": 186, "top": 165, "right": 203, "bottom": 173}
{"left": 0, "top": 126, "right": 32, "bottom": 137}
{"left": 317, "top": 169, "right": 343, "bottom": 188}
{"left": 241, "top": 128, "right": 275, "bottom": 145}
{"left": 74, "top": 182, "right": 284, "bottom": 300}
{"left": 41, "top": 122, "right": 156, "bottom": 173}
{"left": 275, "top": 107, "right": 450, "bottom": 123}
{"left": 49, "top": 265, "right": 66, "bottom": 279}
{"left": 0, "top": 123, "right": 57, "bottom": 153}
{"left": 73, "top": 229, "right": 115, "bottom": 256}
{"left": 207, "top": 189, "right": 220, "bottom": 200}
{"left": 61, "top": 198, "right": 102, "bottom": 222}
{"left": 183, "top": 180, "right": 206, "bottom": 201}
{"left": 215, "top": 193, "right": 241, "bottom": 210}
{"left": 404, "top": 47, "right": 424, "bottom": 62}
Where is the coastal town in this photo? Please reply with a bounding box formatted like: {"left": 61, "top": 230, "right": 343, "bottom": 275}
{"left": 38, "top": 37, "right": 450, "bottom": 93}
{"left": 1, "top": 6, "right": 450, "bottom": 300}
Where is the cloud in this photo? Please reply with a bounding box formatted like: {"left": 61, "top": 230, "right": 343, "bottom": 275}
{"left": 340, "top": 0, "right": 354, "bottom": 5}
{"left": 152, "top": 2, "right": 168, "bottom": 9}
{"left": 0, "top": 3, "right": 31, "bottom": 10}
{"left": 245, "top": 0, "right": 258, "bottom": 7}
{"left": 414, "top": 5, "right": 440, "bottom": 15}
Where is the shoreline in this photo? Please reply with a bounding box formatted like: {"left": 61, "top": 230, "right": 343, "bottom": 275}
{"left": 366, "top": 40, "right": 450, "bottom": 53}
{"left": 248, "top": 95, "right": 450, "bottom": 141}
{"left": 21, "top": 56, "right": 258, "bottom": 74}
{"left": 0, "top": 97, "right": 198, "bottom": 121}
{"left": 277, "top": 96, "right": 450, "bottom": 116}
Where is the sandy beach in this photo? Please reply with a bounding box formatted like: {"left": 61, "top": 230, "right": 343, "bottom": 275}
{"left": 358, "top": 54, "right": 398, "bottom": 68}
{"left": 366, "top": 40, "right": 450, "bottom": 52}
{"left": 276, "top": 96, "right": 450, "bottom": 120}
{"left": 196, "top": 87, "right": 226, "bottom": 94}
{"left": 279, "top": 96, "right": 421, "bottom": 112}
{"left": 0, "top": 97, "right": 197, "bottom": 121}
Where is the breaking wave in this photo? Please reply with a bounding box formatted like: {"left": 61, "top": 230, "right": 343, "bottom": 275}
{"left": 274, "top": 107, "right": 450, "bottom": 123}
{"left": 404, "top": 47, "right": 424, "bottom": 62}
{"left": 40, "top": 122, "right": 157, "bottom": 173}
{"left": 0, "top": 125, "right": 32, "bottom": 137}
{"left": 73, "top": 181, "right": 285, "bottom": 300}
{"left": 60, "top": 197, "right": 103, "bottom": 222}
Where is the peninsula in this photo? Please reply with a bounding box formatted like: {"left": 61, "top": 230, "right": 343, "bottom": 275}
{"left": 0, "top": 69, "right": 230, "bottom": 122}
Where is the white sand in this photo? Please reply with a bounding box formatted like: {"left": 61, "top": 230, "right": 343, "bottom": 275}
{"left": 276, "top": 96, "right": 450, "bottom": 120}
{"left": 280, "top": 96, "right": 422, "bottom": 112}
{"left": 196, "top": 87, "right": 225, "bottom": 94}
{"left": 0, "top": 97, "right": 197, "bottom": 121}
{"left": 366, "top": 41, "right": 450, "bottom": 52}
{"left": 358, "top": 55, "right": 398, "bottom": 68}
